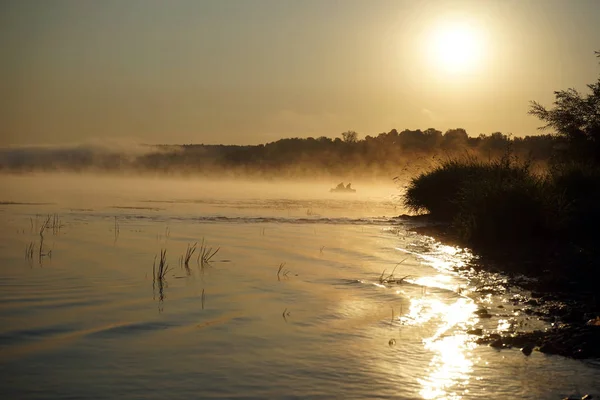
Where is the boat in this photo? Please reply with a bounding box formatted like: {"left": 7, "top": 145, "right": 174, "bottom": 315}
{"left": 330, "top": 183, "right": 356, "bottom": 193}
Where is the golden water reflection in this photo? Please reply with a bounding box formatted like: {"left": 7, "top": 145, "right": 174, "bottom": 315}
{"left": 403, "top": 243, "right": 480, "bottom": 399}
{"left": 419, "top": 333, "right": 477, "bottom": 400}
{"left": 403, "top": 295, "right": 478, "bottom": 399}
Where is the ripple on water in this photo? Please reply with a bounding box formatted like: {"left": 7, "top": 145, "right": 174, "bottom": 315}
{"left": 0, "top": 185, "right": 599, "bottom": 399}
{"left": 0, "top": 324, "right": 80, "bottom": 347}
{"left": 86, "top": 321, "right": 176, "bottom": 339}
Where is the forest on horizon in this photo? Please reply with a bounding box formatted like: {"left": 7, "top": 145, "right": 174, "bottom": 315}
{"left": 0, "top": 128, "right": 557, "bottom": 179}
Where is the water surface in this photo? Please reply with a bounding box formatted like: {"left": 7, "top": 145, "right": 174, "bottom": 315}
{"left": 1, "top": 175, "right": 598, "bottom": 399}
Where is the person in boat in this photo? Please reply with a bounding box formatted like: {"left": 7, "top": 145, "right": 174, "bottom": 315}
{"left": 336, "top": 182, "right": 345, "bottom": 190}
{"left": 346, "top": 183, "right": 352, "bottom": 190}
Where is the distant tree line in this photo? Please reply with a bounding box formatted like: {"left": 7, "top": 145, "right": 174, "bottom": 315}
{"left": 0, "top": 129, "right": 560, "bottom": 178}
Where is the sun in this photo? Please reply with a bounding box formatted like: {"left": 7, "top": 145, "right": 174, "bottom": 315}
{"left": 427, "top": 21, "right": 484, "bottom": 74}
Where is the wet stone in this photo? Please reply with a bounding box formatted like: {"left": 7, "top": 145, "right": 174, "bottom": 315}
{"left": 467, "top": 328, "right": 483, "bottom": 336}
{"left": 521, "top": 343, "right": 534, "bottom": 356}
{"left": 474, "top": 308, "right": 493, "bottom": 318}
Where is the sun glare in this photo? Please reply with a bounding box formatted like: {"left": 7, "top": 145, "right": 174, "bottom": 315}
{"left": 428, "top": 21, "right": 485, "bottom": 75}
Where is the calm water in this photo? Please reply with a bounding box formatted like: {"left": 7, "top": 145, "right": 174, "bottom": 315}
{"left": 1, "top": 175, "right": 599, "bottom": 399}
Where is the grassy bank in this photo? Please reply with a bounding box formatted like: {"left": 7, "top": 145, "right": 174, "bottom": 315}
{"left": 403, "top": 154, "right": 600, "bottom": 285}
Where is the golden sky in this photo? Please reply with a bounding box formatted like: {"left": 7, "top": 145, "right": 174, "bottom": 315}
{"left": 1, "top": 0, "right": 599, "bottom": 146}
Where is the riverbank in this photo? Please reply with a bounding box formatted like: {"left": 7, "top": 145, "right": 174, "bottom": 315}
{"left": 404, "top": 218, "right": 600, "bottom": 360}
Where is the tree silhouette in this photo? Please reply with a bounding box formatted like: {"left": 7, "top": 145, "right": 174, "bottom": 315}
{"left": 341, "top": 130, "right": 359, "bottom": 143}
{"left": 442, "top": 128, "right": 469, "bottom": 149}
{"left": 529, "top": 51, "right": 600, "bottom": 162}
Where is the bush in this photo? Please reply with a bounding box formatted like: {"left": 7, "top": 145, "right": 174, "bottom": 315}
{"left": 403, "top": 154, "right": 532, "bottom": 221}
{"left": 403, "top": 153, "right": 600, "bottom": 263}
{"left": 453, "top": 173, "right": 549, "bottom": 245}
{"left": 549, "top": 162, "right": 600, "bottom": 242}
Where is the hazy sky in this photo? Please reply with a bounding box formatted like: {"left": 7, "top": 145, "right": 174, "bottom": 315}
{"left": 1, "top": 0, "right": 599, "bottom": 146}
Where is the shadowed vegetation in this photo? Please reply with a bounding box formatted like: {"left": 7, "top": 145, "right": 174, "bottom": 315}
{"left": 404, "top": 52, "right": 600, "bottom": 286}
{"left": 404, "top": 152, "right": 600, "bottom": 273}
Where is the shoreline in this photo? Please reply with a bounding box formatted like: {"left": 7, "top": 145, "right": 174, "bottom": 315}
{"left": 400, "top": 214, "right": 600, "bottom": 360}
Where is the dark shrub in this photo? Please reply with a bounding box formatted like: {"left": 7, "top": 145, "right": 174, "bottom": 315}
{"left": 403, "top": 154, "right": 532, "bottom": 221}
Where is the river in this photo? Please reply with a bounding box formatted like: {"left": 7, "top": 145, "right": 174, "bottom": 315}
{"left": 1, "top": 174, "right": 598, "bottom": 399}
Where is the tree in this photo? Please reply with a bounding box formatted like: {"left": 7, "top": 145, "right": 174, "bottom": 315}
{"left": 423, "top": 128, "right": 443, "bottom": 149}
{"left": 529, "top": 51, "right": 600, "bottom": 162}
{"left": 442, "top": 128, "right": 468, "bottom": 149}
{"left": 341, "top": 130, "right": 359, "bottom": 143}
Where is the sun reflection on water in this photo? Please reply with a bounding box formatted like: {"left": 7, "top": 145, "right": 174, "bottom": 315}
{"left": 398, "top": 242, "right": 480, "bottom": 399}
{"left": 408, "top": 296, "right": 478, "bottom": 399}
{"left": 419, "top": 333, "right": 477, "bottom": 400}
{"left": 381, "top": 240, "right": 494, "bottom": 398}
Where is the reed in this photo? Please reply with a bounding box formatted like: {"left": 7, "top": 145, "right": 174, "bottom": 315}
{"left": 51, "top": 214, "right": 63, "bottom": 235}
{"left": 152, "top": 249, "right": 170, "bottom": 306}
{"left": 38, "top": 215, "right": 52, "bottom": 262}
{"left": 277, "top": 262, "right": 290, "bottom": 281}
{"left": 282, "top": 308, "right": 290, "bottom": 322}
{"left": 378, "top": 259, "right": 410, "bottom": 285}
{"left": 184, "top": 242, "right": 197, "bottom": 267}
{"left": 113, "top": 216, "right": 120, "bottom": 243}
{"left": 25, "top": 242, "right": 34, "bottom": 260}
{"left": 153, "top": 249, "right": 171, "bottom": 282}
{"left": 196, "top": 238, "right": 220, "bottom": 267}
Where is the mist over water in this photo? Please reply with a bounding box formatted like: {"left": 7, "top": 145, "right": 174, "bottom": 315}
{"left": 1, "top": 173, "right": 598, "bottom": 399}
{"left": 0, "top": 173, "right": 400, "bottom": 212}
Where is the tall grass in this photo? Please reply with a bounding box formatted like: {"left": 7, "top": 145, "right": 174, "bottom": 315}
{"left": 38, "top": 215, "right": 52, "bottom": 263}
{"left": 25, "top": 242, "right": 34, "bottom": 260}
{"left": 277, "top": 262, "right": 289, "bottom": 281}
{"left": 153, "top": 249, "right": 171, "bottom": 282}
{"left": 184, "top": 242, "right": 197, "bottom": 269}
{"left": 403, "top": 152, "right": 600, "bottom": 265}
{"left": 378, "top": 259, "right": 410, "bottom": 285}
{"left": 197, "top": 238, "right": 220, "bottom": 267}
{"left": 404, "top": 153, "right": 532, "bottom": 220}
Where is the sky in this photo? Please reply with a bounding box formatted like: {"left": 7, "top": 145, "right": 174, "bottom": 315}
{"left": 1, "top": 0, "right": 599, "bottom": 146}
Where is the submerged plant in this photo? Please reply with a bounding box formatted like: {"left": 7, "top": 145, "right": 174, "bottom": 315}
{"left": 197, "top": 238, "right": 220, "bottom": 267}
{"left": 153, "top": 249, "right": 172, "bottom": 282}
{"left": 38, "top": 215, "right": 53, "bottom": 263}
{"left": 52, "top": 214, "right": 63, "bottom": 235}
{"left": 25, "top": 242, "right": 34, "bottom": 260}
{"left": 113, "top": 216, "right": 120, "bottom": 243}
{"left": 277, "top": 262, "right": 290, "bottom": 281}
{"left": 184, "top": 242, "right": 197, "bottom": 268}
{"left": 282, "top": 308, "right": 290, "bottom": 323}
{"left": 152, "top": 249, "right": 172, "bottom": 307}
{"left": 378, "top": 259, "right": 410, "bottom": 285}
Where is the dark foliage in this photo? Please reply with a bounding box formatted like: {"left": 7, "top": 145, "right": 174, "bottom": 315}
{"left": 529, "top": 51, "right": 600, "bottom": 163}
{"left": 0, "top": 130, "right": 559, "bottom": 178}
{"left": 403, "top": 52, "right": 600, "bottom": 288}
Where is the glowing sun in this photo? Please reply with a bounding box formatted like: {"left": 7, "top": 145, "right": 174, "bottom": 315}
{"left": 428, "top": 22, "right": 484, "bottom": 74}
